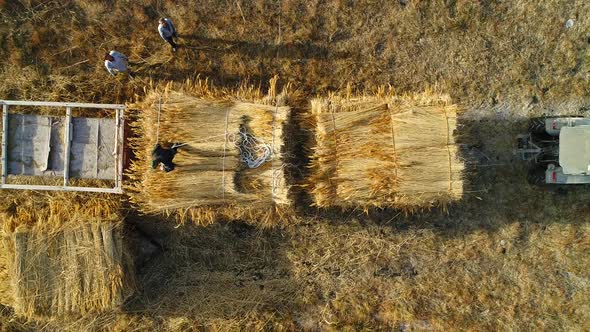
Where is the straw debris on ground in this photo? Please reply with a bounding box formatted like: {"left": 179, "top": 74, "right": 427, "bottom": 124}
{"left": 308, "top": 90, "right": 465, "bottom": 210}
{"left": 127, "top": 78, "right": 296, "bottom": 226}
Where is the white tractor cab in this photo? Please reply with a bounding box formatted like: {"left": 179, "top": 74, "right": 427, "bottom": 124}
{"left": 516, "top": 116, "right": 590, "bottom": 185}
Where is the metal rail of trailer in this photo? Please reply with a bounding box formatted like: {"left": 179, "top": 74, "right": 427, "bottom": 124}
{"left": 0, "top": 100, "right": 125, "bottom": 194}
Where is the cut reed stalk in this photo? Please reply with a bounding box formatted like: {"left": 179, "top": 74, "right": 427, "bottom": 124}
{"left": 0, "top": 238, "right": 9, "bottom": 306}
{"left": 6, "top": 221, "right": 134, "bottom": 318}
{"left": 307, "top": 91, "right": 465, "bottom": 210}
{"left": 0, "top": 193, "right": 134, "bottom": 319}
{"left": 126, "top": 78, "right": 294, "bottom": 225}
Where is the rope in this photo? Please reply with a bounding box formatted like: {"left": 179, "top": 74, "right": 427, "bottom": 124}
{"left": 271, "top": 0, "right": 282, "bottom": 200}
{"left": 221, "top": 109, "right": 230, "bottom": 201}
{"left": 156, "top": 96, "right": 162, "bottom": 143}
{"left": 387, "top": 104, "right": 399, "bottom": 179}
{"left": 443, "top": 108, "right": 453, "bottom": 193}
{"left": 271, "top": 100, "right": 278, "bottom": 198}
{"left": 230, "top": 127, "right": 273, "bottom": 169}
{"left": 329, "top": 103, "right": 339, "bottom": 192}
{"left": 276, "top": 0, "right": 282, "bottom": 60}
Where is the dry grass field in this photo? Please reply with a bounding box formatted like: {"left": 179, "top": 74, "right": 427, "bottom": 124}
{"left": 0, "top": 0, "right": 589, "bottom": 331}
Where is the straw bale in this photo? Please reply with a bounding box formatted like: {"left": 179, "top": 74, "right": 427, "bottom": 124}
{"left": 127, "top": 79, "right": 294, "bottom": 225}
{"left": 308, "top": 91, "right": 465, "bottom": 210}
{"left": 0, "top": 239, "right": 10, "bottom": 306}
{"left": 0, "top": 191, "right": 133, "bottom": 318}
{"left": 4, "top": 219, "right": 135, "bottom": 319}
{"left": 0, "top": 189, "right": 122, "bottom": 232}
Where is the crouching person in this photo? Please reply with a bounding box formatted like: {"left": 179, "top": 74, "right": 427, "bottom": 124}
{"left": 152, "top": 143, "right": 185, "bottom": 172}
{"left": 104, "top": 50, "right": 133, "bottom": 77}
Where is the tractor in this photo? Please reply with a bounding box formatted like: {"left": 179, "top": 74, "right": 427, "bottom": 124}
{"left": 516, "top": 116, "right": 590, "bottom": 185}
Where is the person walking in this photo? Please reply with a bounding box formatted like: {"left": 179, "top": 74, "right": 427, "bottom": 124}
{"left": 104, "top": 50, "right": 130, "bottom": 76}
{"left": 158, "top": 17, "right": 178, "bottom": 52}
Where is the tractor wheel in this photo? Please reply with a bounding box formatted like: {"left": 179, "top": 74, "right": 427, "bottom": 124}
{"left": 527, "top": 167, "right": 546, "bottom": 186}
{"left": 529, "top": 117, "right": 546, "bottom": 134}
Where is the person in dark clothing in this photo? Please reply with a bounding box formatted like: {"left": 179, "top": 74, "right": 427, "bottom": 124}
{"left": 151, "top": 143, "right": 183, "bottom": 172}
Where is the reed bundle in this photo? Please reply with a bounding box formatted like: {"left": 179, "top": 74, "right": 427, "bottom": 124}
{"left": 127, "top": 79, "right": 293, "bottom": 225}
{"left": 7, "top": 221, "right": 134, "bottom": 318}
{"left": 0, "top": 192, "right": 134, "bottom": 318}
{"left": 0, "top": 239, "right": 9, "bottom": 306}
{"left": 308, "top": 91, "right": 465, "bottom": 210}
{"left": 0, "top": 190, "right": 122, "bottom": 232}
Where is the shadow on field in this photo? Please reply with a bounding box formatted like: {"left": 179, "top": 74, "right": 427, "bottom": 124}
{"left": 180, "top": 35, "right": 347, "bottom": 60}
{"left": 125, "top": 215, "right": 301, "bottom": 322}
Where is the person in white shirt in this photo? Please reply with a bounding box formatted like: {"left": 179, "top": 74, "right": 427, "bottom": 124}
{"left": 104, "top": 51, "right": 129, "bottom": 76}
{"left": 158, "top": 17, "right": 178, "bottom": 52}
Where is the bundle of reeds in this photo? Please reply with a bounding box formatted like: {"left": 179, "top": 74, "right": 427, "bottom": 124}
{"left": 0, "top": 192, "right": 134, "bottom": 318}
{"left": 308, "top": 91, "right": 465, "bottom": 210}
{"left": 127, "top": 78, "right": 294, "bottom": 225}
{"left": 0, "top": 188, "right": 122, "bottom": 231}
{"left": 0, "top": 238, "right": 9, "bottom": 306}
{"left": 7, "top": 221, "right": 134, "bottom": 318}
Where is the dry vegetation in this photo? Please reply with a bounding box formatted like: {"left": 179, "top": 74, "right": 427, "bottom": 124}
{"left": 307, "top": 90, "right": 464, "bottom": 210}
{"left": 6, "top": 220, "right": 135, "bottom": 319}
{"left": 0, "top": 0, "right": 589, "bottom": 331}
{"left": 0, "top": 187, "right": 121, "bottom": 232}
{"left": 126, "top": 78, "right": 296, "bottom": 226}
{"left": 285, "top": 218, "right": 590, "bottom": 330}
{"left": 0, "top": 191, "right": 134, "bottom": 321}
{"left": 0, "top": 240, "right": 9, "bottom": 307}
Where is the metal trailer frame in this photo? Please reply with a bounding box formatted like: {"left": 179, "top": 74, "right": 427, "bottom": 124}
{"left": 0, "top": 100, "right": 125, "bottom": 194}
